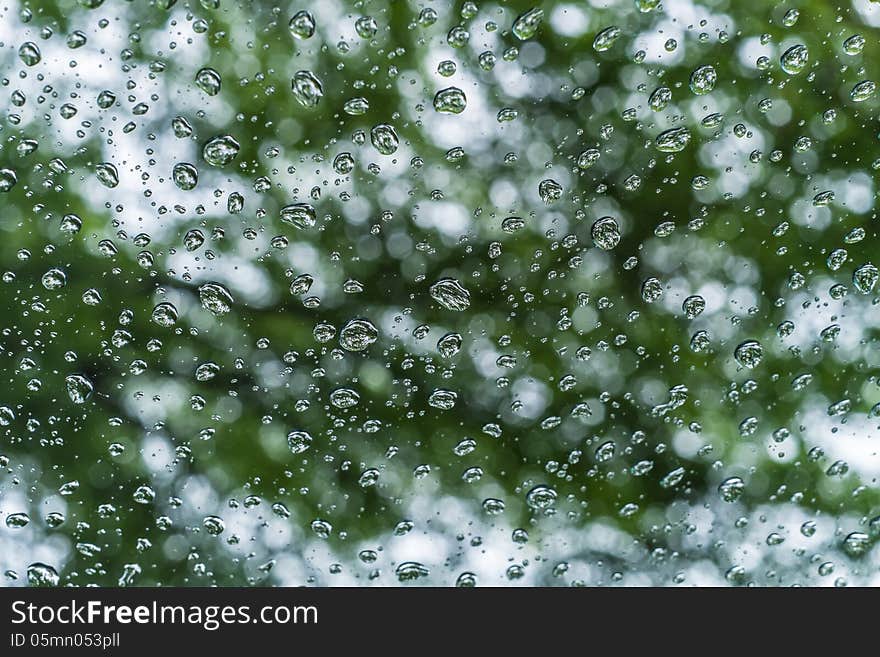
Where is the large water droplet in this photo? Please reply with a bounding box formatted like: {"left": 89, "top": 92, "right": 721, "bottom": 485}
{"left": 203, "top": 135, "right": 240, "bottom": 166}
{"left": 0, "top": 168, "right": 18, "bottom": 192}
{"left": 339, "top": 318, "right": 379, "bottom": 351}
{"left": 734, "top": 340, "right": 763, "bottom": 369}
{"left": 41, "top": 268, "right": 67, "bottom": 290}
{"left": 27, "top": 563, "right": 59, "bottom": 587}
{"left": 19, "top": 41, "right": 41, "bottom": 66}
{"left": 95, "top": 162, "right": 119, "bottom": 188}
{"left": 172, "top": 162, "right": 198, "bottom": 190}
{"left": 370, "top": 124, "right": 399, "bottom": 155}
{"left": 291, "top": 70, "right": 324, "bottom": 107}
{"left": 433, "top": 87, "right": 467, "bottom": 114}
{"left": 512, "top": 7, "right": 544, "bottom": 40}
{"left": 853, "top": 263, "right": 879, "bottom": 294}
{"left": 593, "top": 26, "right": 622, "bottom": 52}
{"left": 718, "top": 476, "right": 745, "bottom": 502}
{"left": 655, "top": 126, "right": 691, "bottom": 152}
{"left": 195, "top": 67, "right": 222, "bottom": 95}
{"left": 65, "top": 374, "right": 94, "bottom": 404}
{"left": 198, "top": 282, "right": 234, "bottom": 316}
{"left": 280, "top": 203, "right": 317, "bottom": 229}
{"left": 851, "top": 80, "right": 876, "bottom": 102}
{"left": 648, "top": 86, "right": 672, "bottom": 111}
{"left": 780, "top": 44, "right": 809, "bottom": 75}
{"left": 395, "top": 561, "right": 430, "bottom": 582}
{"left": 525, "top": 485, "right": 557, "bottom": 510}
{"left": 591, "top": 217, "right": 621, "bottom": 250}
{"left": 428, "top": 388, "right": 458, "bottom": 410}
{"left": 151, "top": 302, "right": 179, "bottom": 327}
{"left": 429, "top": 278, "right": 471, "bottom": 311}
{"left": 287, "top": 430, "right": 314, "bottom": 454}
{"left": 689, "top": 65, "right": 717, "bottom": 95}
{"left": 289, "top": 10, "right": 316, "bottom": 39}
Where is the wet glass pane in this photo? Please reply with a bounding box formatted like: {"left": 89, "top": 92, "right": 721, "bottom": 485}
{"left": 1, "top": 0, "right": 879, "bottom": 587}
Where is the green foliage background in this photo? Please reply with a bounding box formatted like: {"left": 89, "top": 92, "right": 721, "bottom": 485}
{"left": 1, "top": 0, "right": 880, "bottom": 586}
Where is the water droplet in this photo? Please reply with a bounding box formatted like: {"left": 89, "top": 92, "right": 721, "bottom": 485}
{"left": 428, "top": 388, "right": 458, "bottom": 410}
{"left": 0, "top": 169, "right": 18, "bottom": 192}
{"left": 289, "top": 273, "right": 314, "bottom": 296}
{"left": 330, "top": 387, "right": 360, "bottom": 409}
{"left": 851, "top": 80, "right": 876, "bottom": 102}
{"left": 718, "top": 476, "right": 745, "bottom": 502}
{"left": 525, "top": 485, "right": 557, "bottom": 510}
{"left": 689, "top": 65, "right": 717, "bottom": 95}
{"left": 27, "top": 563, "right": 59, "bottom": 587}
{"left": 65, "top": 374, "right": 94, "bottom": 404}
{"left": 429, "top": 278, "right": 471, "bottom": 311}
{"left": 501, "top": 216, "right": 525, "bottom": 233}
{"left": 198, "top": 282, "right": 234, "bottom": 316}
{"left": 343, "top": 97, "right": 369, "bottom": 115}
{"left": 287, "top": 430, "right": 314, "bottom": 454}
{"left": 682, "top": 295, "right": 706, "bottom": 319}
{"left": 310, "top": 519, "right": 332, "bottom": 538}
{"left": 782, "top": 8, "right": 799, "bottom": 26}
{"left": 370, "top": 124, "right": 399, "bottom": 155}
{"left": 780, "top": 44, "right": 809, "bottom": 75}
{"left": 538, "top": 179, "right": 563, "bottom": 204}
{"left": 291, "top": 70, "right": 323, "bottom": 107}
{"left": 853, "top": 263, "right": 879, "bottom": 294}
{"left": 0, "top": 406, "right": 15, "bottom": 426}
{"left": 97, "top": 90, "right": 116, "bottom": 109}
{"left": 172, "top": 162, "right": 198, "bottom": 190}
{"left": 289, "top": 10, "right": 316, "bottom": 39}
{"left": 435, "top": 59, "right": 458, "bottom": 77}
{"left": 151, "top": 302, "right": 178, "bottom": 327}
{"left": 812, "top": 190, "right": 835, "bottom": 206}
{"left": 655, "top": 127, "right": 691, "bottom": 153}
{"left": 5, "top": 512, "right": 30, "bottom": 528}
{"left": 339, "top": 318, "right": 379, "bottom": 351}
{"left": 843, "top": 34, "right": 866, "bottom": 56}
{"left": 512, "top": 7, "right": 544, "bottom": 40}
{"left": 843, "top": 532, "right": 870, "bottom": 557}
{"left": 456, "top": 572, "right": 477, "bottom": 587}
{"left": 333, "top": 152, "right": 355, "bottom": 174}
{"left": 195, "top": 67, "right": 221, "bottom": 95}
{"left": 203, "top": 135, "right": 240, "bottom": 166}
{"left": 447, "top": 26, "right": 470, "bottom": 49}
{"left": 734, "top": 340, "right": 763, "bottom": 369}
{"left": 280, "top": 203, "right": 316, "bottom": 229}
{"left": 593, "top": 26, "right": 622, "bottom": 52}
{"left": 184, "top": 229, "right": 205, "bottom": 252}
{"left": 60, "top": 214, "right": 82, "bottom": 234}
{"left": 203, "top": 515, "right": 225, "bottom": 536}
{"left": 648, "top": 86, "right": 672, "bottom": 111}
{"left": 171, "top": 115, "right": 192, "bottom": 137}
{"left": 660, "top": 467, "right": 686, "bottom": 489}
{"left": 133, "top": 485, "right": 156, "bottom": 504}
{"left": 437, "top": 332, "right": 463, "bottom": 357}
{"left": 591, "top": 217, "right": 621, "bottom": 250}
{"left": 18, "top": 41, "right": 41, "bottom": 66}
{"left": 95, "top": 162, "right": 119, "bottom": 188}
{"left": 635, "top": 0, "right": 661, "bottom": 12}
{"left": 641, "top": 277, "right": 663, "bottom": 302}
{"left": 41, "top": 268, "right": 67, "bottom": 290}
{"left": 358, "top": 468, "right": 380, "bottom": 487}
{"left": 395, "top": 561, "right": 429, "bottom": 582}
{"left": 433, "top": 87, "right": 467, "bottom": 114}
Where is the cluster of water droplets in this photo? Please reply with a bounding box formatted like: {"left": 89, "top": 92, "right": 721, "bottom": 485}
{"left": 0, "top": 0, "right": 879, "bottom": 588}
